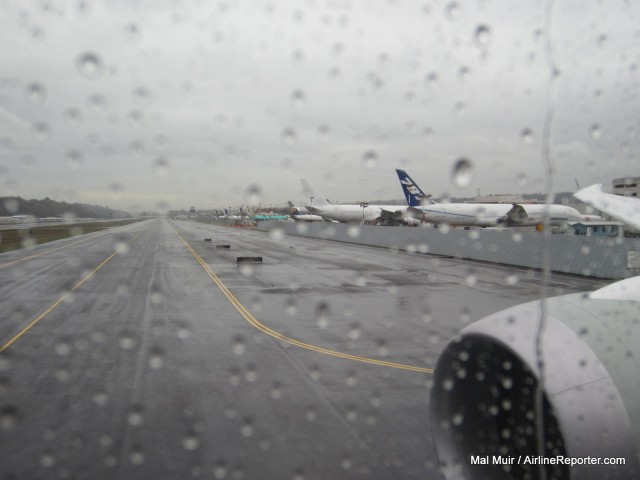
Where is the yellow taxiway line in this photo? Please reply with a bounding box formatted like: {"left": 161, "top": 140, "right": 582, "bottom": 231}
{"left": 0, "top": 231, "right": 144, "bottom": 353}
{"left": 173, "top": 226, "right": 433, "bottom": 374}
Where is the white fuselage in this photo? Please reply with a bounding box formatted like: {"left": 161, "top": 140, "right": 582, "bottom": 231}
{"left": 415, "top": 203, "right": 591, "bottom": 226}
{"left": 291, "top": 213, "right": 326, "bottom": 222}
{"left": 309, "top": 204, "right": 406, "bottom": 223}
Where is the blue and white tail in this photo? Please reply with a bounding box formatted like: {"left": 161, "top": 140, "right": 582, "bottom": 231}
{"left": 395, "top": 169, "right": 433, "bottom": 207}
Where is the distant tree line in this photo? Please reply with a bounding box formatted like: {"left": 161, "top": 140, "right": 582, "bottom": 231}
{"left": 0, "top": 196, "right": 130, "bottom": 219}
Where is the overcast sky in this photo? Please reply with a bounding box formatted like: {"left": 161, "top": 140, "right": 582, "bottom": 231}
{"left": 0, "top": 0, "right": 638, "bottom": 212}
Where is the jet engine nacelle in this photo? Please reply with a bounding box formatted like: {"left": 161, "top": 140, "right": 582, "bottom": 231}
{"left": 430, "top": 277, "right": 640, "bottom": 479}
{"left": 402, "top": 217, "right": 422, "bottom": 226}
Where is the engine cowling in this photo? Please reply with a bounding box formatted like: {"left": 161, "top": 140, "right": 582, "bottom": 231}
{"left": 430, "top": 277, "right": 640, "bottom": 479}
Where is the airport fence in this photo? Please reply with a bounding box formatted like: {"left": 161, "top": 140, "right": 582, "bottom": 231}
{"left": 257, "top": 221, "right": 640, "bottom": 280}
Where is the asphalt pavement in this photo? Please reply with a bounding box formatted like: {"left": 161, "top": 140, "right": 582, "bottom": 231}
{"left": 0, "top": 218, "right": 605, "bottom": 479}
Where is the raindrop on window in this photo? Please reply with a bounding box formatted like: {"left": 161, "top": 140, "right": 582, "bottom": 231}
{"left": 444, "top": 2, "right": 459, "bottom": 21}
{"left": 65, "top": 150, "right": 84, "bottom": 170}
{"left": 451, "top": 158, "right": 473, "bottom": 188}
{"left": 232, "top": 336, "right": 246, "bottom": 356}
{"left": 317, "top": 124, "right": 331, "bottom": 141}
{"left": 244, "top": 184, "right": 262, "bottom": 204}
{"left": 315, "top": 301, "right": 331, "bottom": 329}
{"left": 520, "top": 128, "right": 533, "bottom": 145}
{"left": 129, "top": 447, "right": 145, "bottom": 465}
{"left": 305, "top": 407, "right": 318, "bottom": 421}
{"left": 327, "top": 66, "right": 341, "bottom": 81}
{"left": 245, "top": 364, "right": 258, "bottom": 382}
{"left": 361, "top": 150, "right": 378, "bottom": 170}
{"left": 593, "top": 89, "right": 603, "bottom": 102}
{"left": 270, "top": 382, "right": 283, "bottom": 400}
{"left": 75, "top": 52, "right": 104, "bottom": 80}
{"left": 596, "top": 34, "right": 607, "bottom": 49}
{"left": 39, "top": 453, "right": 56, "bottom": 468}
{"left": 424, "top": 72, "right": 439, "bottom": 86}
{"left": 29, "top": 25, "right": 45, "bottom": 43}
{"left": 127, "top": 407, "right": 144, "bottom": 427}
{"left": 124, "top": 110, "right": 141, "bottom": 125}
{"left": 281, "top": 127, "right": 297, "bottom": 146}
{"left": 505, "top": 274, "right": 519, "bottom": 285}
{"left": 347, "top": 225, "right": 361, "bottom": 238}
{"left": 54, "top": 341, "right": 71, "bottom": 356}
{"left": 64, "top": 107, "right": 83, "bottom": 126}
{"left": 117, "top": 330, "right": 137, "bottom": 350}
{"left": 32, "top": 121, "right": 51, "bottom": 141}
{"left": 132, "top": 86, "right": 151, "bottom": 106}
{"left": 452, "top": 413, "right": 464, "bottom": 426}
{"left": 123, "top": 22, "right": 142, "bottom": 44}
{"left": 24, "top": 82, "right": 47, "bottom": 105}
{"left": 347, "top": 322, "right": 361, "bottom": 340}
{"left": 129, "top": 141, "right": 144, "bottom": 156}
{"left": 182, "top": 435, "right": 200, "bottom": 451}
{"left": 240, "top": 417, "right": 254, "bottom": 437}
{"left": 590, "top": 124, "right": 602, "bottom": 139}
{"left": 474, "top": 25, "right": 492, "bottom": 48}
{"left": 291, "top": 49, "right": 305, "bottom": 64}
{"left": 458, "top": 66, "right": 470, "bottom": 80}
{"left": 0, "top": 406, "right": 20, "bottom": 431}
{"left": 86, "top": 94, "right": 107, "bottom": 114}
{"left": 93, "top": 393, "right": 109, "bottom": 406}
{"left": 290, "top": 89, "right": 306, "bottom": 110}
{"left": 152, "top": 157, "right": 170, "bottom": 177}
{"left": 285, "top": 298, "right": 297, "bottom": 316}
{"left": 148, "top": 347, "right": 164, "bottom": 369}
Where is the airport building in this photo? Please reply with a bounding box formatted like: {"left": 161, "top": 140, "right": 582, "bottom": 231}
{"left": 612, "top": 176, "right": 640, "bottom": 197}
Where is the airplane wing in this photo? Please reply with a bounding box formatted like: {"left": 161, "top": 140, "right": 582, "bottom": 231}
{"left": 502, "top": 204, "right": 539, "bottom": 226}
{"left": 405, "top": 206, "right": 427, "bottom": 220}
{"left": 378, "top": 208, "right": 406, "bottom": 226}
{"left": 574, "top": 183, "right": 640, "bottom": 230}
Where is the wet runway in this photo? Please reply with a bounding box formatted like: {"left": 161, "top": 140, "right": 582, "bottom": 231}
{"left": 0, "top": 218, "right": 605, "bottom": 479}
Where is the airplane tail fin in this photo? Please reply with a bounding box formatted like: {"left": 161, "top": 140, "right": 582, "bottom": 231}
{"left": 395, "top": 169, "right": 433, "bottom": 207}
{"left": 300, "top": 179, "right": 330, "bottom": 206}
{"left": 287, "top": 200, "right": 300, "bottom": 215}
{"left": 574, "top": 178, "right": 582, "bottom": 190}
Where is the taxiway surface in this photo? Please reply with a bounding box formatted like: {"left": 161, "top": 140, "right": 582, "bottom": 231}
{"left": 0, "top": 218, "right": 605, "bottom": 479}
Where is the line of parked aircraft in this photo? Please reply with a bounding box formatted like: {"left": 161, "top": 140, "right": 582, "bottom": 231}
{"left": 290, "top": 169, "right": 603, "bottom": 227}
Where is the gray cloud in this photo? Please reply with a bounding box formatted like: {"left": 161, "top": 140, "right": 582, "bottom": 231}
{"left": 0, "top": 0, "right": 638, "bottom": 211}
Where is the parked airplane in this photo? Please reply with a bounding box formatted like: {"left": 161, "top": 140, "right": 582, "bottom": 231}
{"left": 396, "top": 169, "right": 601, "bottom": 227}
{"left": 429, "top": 190, "right": 640, "bottom": 479}
{"left": 287, "top": 201, "right": 326, "bottom": 223}
{"left": 300, "top": 179, "right": 417, "bottom": 225}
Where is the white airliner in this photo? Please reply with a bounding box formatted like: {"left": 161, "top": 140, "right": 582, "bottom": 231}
{"left": 430, "top": 186, "right": 640, "bottom": 479}
{"left": 287, "top": 201, "right": 326, "bottom": 223}
{"left": 396, "top": 169, "right": 602, "bottom": 227}
{"left": 300, "top": 179, "right": 417, "bottom": 225}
